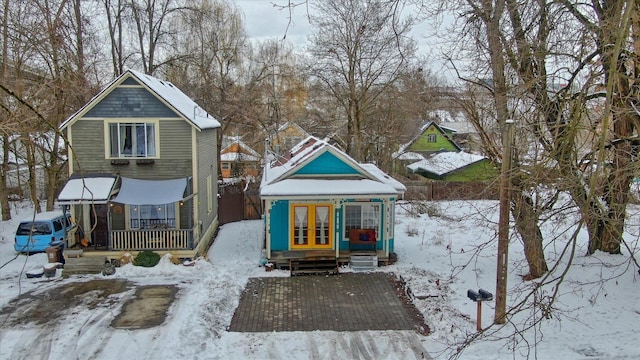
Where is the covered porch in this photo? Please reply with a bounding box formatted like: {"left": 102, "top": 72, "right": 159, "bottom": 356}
{"left": 57, "top": 174, "right": 200, "bottom": 253}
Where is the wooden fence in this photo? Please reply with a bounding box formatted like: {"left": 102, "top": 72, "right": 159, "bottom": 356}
{"left": 403, "top": 180, "right": 499, "bottom": 201}
{"left": 218, "top": 182, "right": 262, "bottom": 225}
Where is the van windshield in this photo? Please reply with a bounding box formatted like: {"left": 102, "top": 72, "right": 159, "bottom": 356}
{"left": 16, "top": 222, "right": 52, "bottom": 235}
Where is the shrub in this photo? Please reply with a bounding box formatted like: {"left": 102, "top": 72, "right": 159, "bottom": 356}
{"left": 405, "top": 224, "right": 419, "bottom": 237}
{"left": 134, "top": 250, "right": 161, "bottom": 267}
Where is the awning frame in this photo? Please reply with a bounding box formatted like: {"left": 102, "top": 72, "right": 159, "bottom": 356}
{"left": 56, "top": 174, "right": 120, "bottom": 205}
{"left": 111, "top": 177, "right": 191, "bottom": 205}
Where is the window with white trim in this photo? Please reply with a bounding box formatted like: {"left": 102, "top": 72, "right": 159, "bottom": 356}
{"left": 109, "top": 122, "right": 156, "bottom": 158}
{"left": 344, "top": 203, "right": 380, "bottom": 238}
{"left": 130, "top": 204, "right": 176, "bottom": 229}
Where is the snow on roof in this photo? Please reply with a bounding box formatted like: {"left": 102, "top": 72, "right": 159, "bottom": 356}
{"left": 359, "top": 163, "right": 406, "bottom": 193}
{"left": 60, "top": 69, "right": 220, "bottom": 130}
{"left": 220, "top": 152, "right": 260, "bottom": 162}
{"left": 393, "top": 121, "right": 462, "bottom": 159}
{"left": 221, "top": 136, "right": 261, "bottom": 159}
{"left": 407, "top": 151, "right": 485, "bottom": 176}
{"left": 57, "top": 176, "right": 118, "bottom": 204}
{"left": 260, "top": 179, "right": 398, "bottom": 197}
{"left": 262, "top": 136, "right": 329, "bottom": 184}
{"left": 261, "top": 136, "right": 403, "bottom": 196}
{"left": 127, "top": 70, "right": 220, "bottom": 130}
{"left": 393, "top": 151, "right": 425, "bottom": 161}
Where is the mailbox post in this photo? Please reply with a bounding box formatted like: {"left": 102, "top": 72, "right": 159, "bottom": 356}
{"left": 467, "top": 289, "right": 493, "bottom": 331}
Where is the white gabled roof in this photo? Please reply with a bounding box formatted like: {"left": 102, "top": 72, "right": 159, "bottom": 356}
{"left": 407, "top": 151, "right": 485, "bottom": 176}
{"left": 60, "top": 69, "right": 220, "bottom": 131}
{"left": 261, "top": 136, "right": 403, "bottom": 197}
{"left": 220, "top": 136, "right": 261, "bottom": 162}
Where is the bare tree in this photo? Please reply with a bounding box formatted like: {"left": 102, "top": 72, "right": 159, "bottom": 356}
{"left": 103, "top": 0, "right": 128, "bottom": 76}
{"left": 128, "top": 0, "right": 188, "bottom": 75}
{"left": 421, "top": 0, "right": 639, "bottom": 356}
{"left": 444, "top": 0, "right": 551, "bottom": 282}
{"left": 245, "top": 38, "right": 311, "bottom": 149}
{"left": 307, "top": 0, "right": 416, "bottom": 161}
{"left": 165, "top": 0, "right": 250, "bottom": 176}
{"left": 0, "top": 0, "right": 96, "bottom": 212}
{"left": 558, "top": 0, "right": 640, "bottom": 255}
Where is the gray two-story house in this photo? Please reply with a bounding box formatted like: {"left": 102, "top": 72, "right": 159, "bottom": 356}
{"left": 57, "top": 69, "right": 220, "bottom": 260}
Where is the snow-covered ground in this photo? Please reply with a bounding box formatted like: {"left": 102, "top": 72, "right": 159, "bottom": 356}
{"left": 1, "top": 199, "right": 639, "bottom": 359}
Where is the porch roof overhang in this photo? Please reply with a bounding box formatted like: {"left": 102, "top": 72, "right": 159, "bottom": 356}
{"left": 57, "top": 175, "right": 119, "bottom": 205}
{"left": 260, "top": 178, "right": 398, "bottom": 198}
{"left": 113, "top": 177, "right": 189, "bottom": 205}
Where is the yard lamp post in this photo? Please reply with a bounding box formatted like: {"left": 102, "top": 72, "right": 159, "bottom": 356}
{"left": 495, "top": 119, "right": 514, "bottom": 325}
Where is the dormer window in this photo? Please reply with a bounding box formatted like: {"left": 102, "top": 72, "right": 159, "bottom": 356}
{"left": 108, "top": 122, "right": 157, "bottom": 158}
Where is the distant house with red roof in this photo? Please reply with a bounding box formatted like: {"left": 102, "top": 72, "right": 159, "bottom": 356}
{"left": 220, "top": 136, "right": 261, "bottom": 182}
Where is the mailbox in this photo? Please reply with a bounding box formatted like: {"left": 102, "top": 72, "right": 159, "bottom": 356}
{"left": 478, "top": 289, "right": 493, "bottom": 301}
{"left": 467, "top": 289, "right": 480, "bottom": 302}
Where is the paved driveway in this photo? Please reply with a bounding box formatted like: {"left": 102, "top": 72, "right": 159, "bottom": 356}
{"left": 228, "top": 272, "right": 429, "bottom": 334}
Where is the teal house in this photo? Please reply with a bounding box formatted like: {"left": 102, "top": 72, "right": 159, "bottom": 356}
{"left": 260, "top": 136, "right": 406, "bottom": 270}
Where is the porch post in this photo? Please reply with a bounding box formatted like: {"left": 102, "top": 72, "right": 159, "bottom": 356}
{"left": 334, "top": 203, "right": 339, "bottom": 259}
{"left": 186, "top": 200, "right": 193, "bottom": 249}
{"left": 265, "top": 199, "right": 271, "bottom": 258}
{"left": 107, "top": 202, "right": 112, "bottom": 250}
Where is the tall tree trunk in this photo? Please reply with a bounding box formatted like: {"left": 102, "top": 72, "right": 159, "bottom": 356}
{"left": 512, "top": 188, "right": 548, "bottom": 279}
{"left": 479, "top": 0, "right": 549, "bottom": 278}
{"left": 1, "top": 0, "right": 12, "bottom": 220}
{"left": 24, "top": 137, "right": 41, "bottom": 213}
{"left": 0, "top": 134, "right": 11, "bottom": 220}
{"left": 582, "top": 0, "right": 638, "bottom": 254}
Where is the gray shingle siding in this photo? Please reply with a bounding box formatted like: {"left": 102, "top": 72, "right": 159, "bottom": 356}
{"left": 85, "top": 87, "right": 177, "bottom": 118}
{"left": 69, "top": 119, "right": 194, "bottom": 179}
{"left": 195, "top": 127, "right": 218, "bottom": 243}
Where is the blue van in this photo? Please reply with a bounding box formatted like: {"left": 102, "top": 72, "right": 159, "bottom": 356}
{"left": 14, "top": 211, "right": 75, "bottom": 253}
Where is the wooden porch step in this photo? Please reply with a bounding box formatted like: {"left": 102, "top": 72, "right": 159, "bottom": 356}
{"left": 62, "top": 256, "right": 106, "bottom": 277}
{"left": 290, "top": 257, "right": 339, "bottom": 276}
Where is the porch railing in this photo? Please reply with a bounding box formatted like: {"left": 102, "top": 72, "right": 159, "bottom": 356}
{"left": 110, "top": 228, "right": 193, "bottom": 251}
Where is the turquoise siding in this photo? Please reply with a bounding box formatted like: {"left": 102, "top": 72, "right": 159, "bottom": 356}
{"left": 294, "top": 152, "right": 360, "bottom": 176}
{"left": 268, "top": 197, "right": 392, "bottom": 252}
{"left": 269, "top": 200, "right": 290, "bottom": 251}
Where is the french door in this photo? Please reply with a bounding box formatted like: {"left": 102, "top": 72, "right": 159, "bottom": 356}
{"left": 291, "top": 204, "right": 333, "bottom": 249}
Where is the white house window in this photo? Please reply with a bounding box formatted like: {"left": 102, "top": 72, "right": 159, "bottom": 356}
{"left": 130, "top": 204, "right": 176, "bottom": 229}
{"left": 344, "top": 203, "right": 380, "bottom": 238}
{"left": 109, "top": 122, "right": 156, "bottom": 158}
{"left": 427, "top": 134, "right": 437, "bottom": 143}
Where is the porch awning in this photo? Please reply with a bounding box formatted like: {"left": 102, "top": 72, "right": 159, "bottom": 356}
{"left": 112, "top": 177, "right": 188, "bottom": 205}
{"left": 57, "top": 175, "right": 119, "bottom": 205}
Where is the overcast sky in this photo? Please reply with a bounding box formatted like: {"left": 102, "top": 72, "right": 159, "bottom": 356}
{"left": 234, "top": 0, "right": 313, "bottom": 48}
{"left": 232, "top": 0, "right": 452, "bottom": 78}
